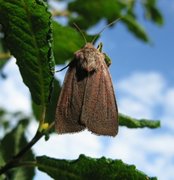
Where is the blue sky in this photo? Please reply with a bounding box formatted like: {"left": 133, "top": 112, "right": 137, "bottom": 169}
{"left": 0, "top": 0, "right": 174, "bottom": 180}
{"left": 98, "top": 0, "right": 174, "bottom": 83}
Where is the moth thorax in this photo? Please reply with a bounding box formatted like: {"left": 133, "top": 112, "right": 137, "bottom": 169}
{"left": 75, "top": 47, "right": 104, "bottom": 72}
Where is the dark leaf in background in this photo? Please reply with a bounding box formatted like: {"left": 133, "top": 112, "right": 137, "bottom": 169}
{"left": 68, "top": 0, "right": 122, "bottom": 29}
{"left": 122, "top": 15, "right": 149, "bottom": 42}
{"left": 0, "top": 0, "right": 55, "bottom": 105}
{"left": 0, "top": 28, "right": 10, "bottom": 78}
{"left": 66, "top": 0, "right": 164, "bottom": 42}
{"left": 67, "top": 0, "right": 150, "bottom": 42}
{"left": 45, "top": 79, "right": 61, "bottom": 124}
{"left": 36, "top": 154, "right": 157, "bottom": 180}
{"left": 143, "top": 0, "right": 163, "bottom": 25}
{"left": 0, "top": 120, "right": 35, "bottom": 180}
{"left": 0, "top": 108, "right": 5, "bottom": 117}
{"left": 0, "top": 109, "right": 10, "bottom": 130}
{"left": 32, "top": 78, "right": 61, "bottom": 127}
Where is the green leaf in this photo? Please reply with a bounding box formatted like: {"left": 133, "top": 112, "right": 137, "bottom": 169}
{"left": 36, "top": 154, "right": 157, "bottom": 180}
{"left": 32, "top": 78, "right": 61, "bottom": 126}
{"left": 0, "top": 174, "right": 6, "bottom": 180}
{"left": 119, "top": 114, "right": 160, "bottom": 129}
{"left": 0, "top": 0, "right": 55, "bottom": 105}
{"left": 53, "top": 21, "right": 95, "bottom": 65}
{"left": 122, "top": 15, "right": 149, "bottom": 42}
{"left": 9, "top": 166, "right": 35, "bottom": 180}
{"left": 68, "top": 0, "right": 122, "bottom": 29}
{"left": 143, "top": 0, "right": 163, "bottom": 25}
{"left": 0, "top": 109, "right": 10, "bottom": 130}
{"left": 0, "top": 108, "right": 5, "bottom": 117}
{"left": 45, "top": 79, "right": 61, "bottom": 124}
{"left": 0, "top": 29, "right": 10, "bottom": 74}
{"left": 0, "top": 59, "right": 7, "bottom": 69}
{"left": 0, "top": 119, "right": 35, "bottom": 180}
{"left": 32, "top": 102, "right": 43, "bottom": 122}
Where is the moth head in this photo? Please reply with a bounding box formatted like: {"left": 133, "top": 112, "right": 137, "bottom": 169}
{"left": 75, "top": 44, "right": 104, "bottom": 72}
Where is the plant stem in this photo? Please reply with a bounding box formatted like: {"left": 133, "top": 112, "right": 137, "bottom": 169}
{"left": 39, "top": 106, "right": 46, "bottom": 127}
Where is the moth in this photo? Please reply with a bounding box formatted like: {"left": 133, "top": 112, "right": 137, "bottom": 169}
{"left": 55, "top": 40, "right": 118, "bottom": 136}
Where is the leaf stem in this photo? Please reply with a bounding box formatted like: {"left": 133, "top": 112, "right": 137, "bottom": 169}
{"left": 39, "top": 106, "right": 46, "bottom": 127}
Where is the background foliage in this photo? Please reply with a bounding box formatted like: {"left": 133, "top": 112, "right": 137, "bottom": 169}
{"left": 0, "top": 0, "right": 163, "bottom": 179}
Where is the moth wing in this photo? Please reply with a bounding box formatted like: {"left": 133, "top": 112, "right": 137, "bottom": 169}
{"left": 81, "top": 61, "right": 118, "bottom": 136}
{"left": 55, "top": 61, "right": 86, "bottom": 134}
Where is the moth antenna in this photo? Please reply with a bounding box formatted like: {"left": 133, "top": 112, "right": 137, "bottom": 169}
{"left": 91, "top": 17, "right": 122, "bottom": 44}
{"left": 55, "top": 63, "right": 70, "bottom": 72}
{"left": 73, "top": 23, "right": 87, "bottom": 44}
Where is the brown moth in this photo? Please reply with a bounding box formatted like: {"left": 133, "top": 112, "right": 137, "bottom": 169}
{"left": 55, "top": 42, "right": 118, "bottom": 136}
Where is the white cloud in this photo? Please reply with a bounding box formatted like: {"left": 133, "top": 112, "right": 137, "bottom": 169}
{"left": 49, "top": 0, "right": 67, "bottom": 11}
{"left": 117, "top": 72, "right": 166, "bottom": 107}
{"left": 163, "top": 89, "right": 174, "bottom": 116}
{"left": 118, "top": 97, "right": 153, "bottom": 119}
{"left": 55, "top": 64, "right": 66, "bottom": 85}
{"left": 27, "top": 121, "right": 103, "bottom": 159}
{"left": 33, "top": 131, "right": 102, "bottom": 159}
{"left": 116, "top": 71, "right": 174, "bottom": 131}
{"left": 105, "top": 127, "right": 174, "bottom": 179}
{"left": 113, "top": 72, "right": 174, "bottom": 180}
{"left": 0, "top": 58, "right": 31, "bottom": 114}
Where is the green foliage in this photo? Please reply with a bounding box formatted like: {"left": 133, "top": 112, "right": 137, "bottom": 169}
{"left": 0, "top": 0, "right": 55, "bottom": 105}
{"left": 119, "top": 114, "right": 160, "bottom": 129}
{"left": 122, "top": 15, "right": 149, "bottom": 42}
{"left": 66, "top": 0, "right": 163, "bottom": 42}
{"left": 32, "top": 78, "right": 61, "bottom": 125}
{"left": 143, "top": 0, "right": 163, "bottom": 25}
{"left": 0, "top": 30, "right": 10, "bottom": 75}
{"left": 45, "top": 79, "right": 61, "bottom": 124}
{"left": 68, "top": 0, "right": 121, "bottom": 29}
{"left": 0, "top": 59, "right": 6, "bottom": 71}
{"left": 37, "top": 154, "right": 157, "bottom": 180}
{"left": 0, "top": 120, "right": 35, "bottom": 180}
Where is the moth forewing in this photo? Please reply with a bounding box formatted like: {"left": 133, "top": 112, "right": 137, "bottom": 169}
{"left": 55, "top": 62, "right": 86, "bottom": 133}
{"left": 55, "top": 43, "right": 118, "bottom": 136}
{"left": 80, "top": 51, "right": 118, "bottom": 136}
